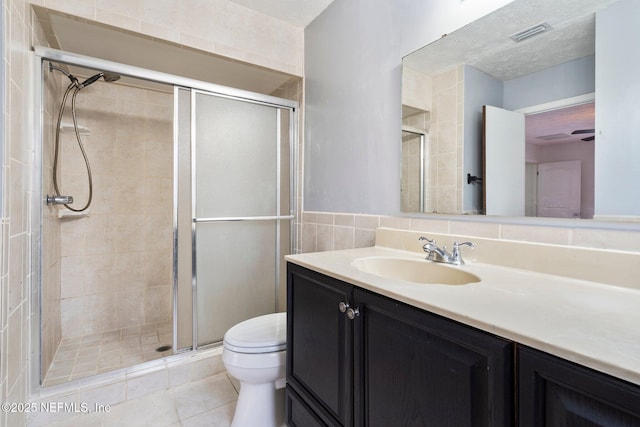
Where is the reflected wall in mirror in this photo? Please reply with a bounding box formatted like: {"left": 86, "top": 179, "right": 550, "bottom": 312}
{"left": 401, "top": 0, "right": 640, "bottom": 220}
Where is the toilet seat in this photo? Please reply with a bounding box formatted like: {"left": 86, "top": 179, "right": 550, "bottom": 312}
{"left": 223, "top": 312, "right": 286, "bottom": 354}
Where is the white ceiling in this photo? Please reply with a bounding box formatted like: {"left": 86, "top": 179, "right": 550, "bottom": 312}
{"left": 404, "top": 0, "right": 619, "bottom": 81}
{"left": 229, "top": 0, "right": 335, "bottom": 27}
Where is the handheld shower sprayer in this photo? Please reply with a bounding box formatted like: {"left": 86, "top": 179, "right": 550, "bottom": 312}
{"left": 79, "top": 72, "right": 121, "bottom": 88}
{"left": 47, "top": 62, "right": 122, "bottom": 212}
{"left": 80, "top": 73, "right": 103, "bottom": 88}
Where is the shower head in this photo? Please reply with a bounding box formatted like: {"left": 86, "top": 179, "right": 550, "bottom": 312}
{"left": 102, "top": 72, "right": 121, "bottom": 83}
{"left": 79, "top": 72, "right": 121, "bottom": 88}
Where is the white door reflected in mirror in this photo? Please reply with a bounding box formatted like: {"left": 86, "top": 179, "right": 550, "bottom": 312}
{"left": 536, "top": 160, "right": 582, "bottom": 218}
{"left": 483, "top": 105, "right": 525, "bottom": 216}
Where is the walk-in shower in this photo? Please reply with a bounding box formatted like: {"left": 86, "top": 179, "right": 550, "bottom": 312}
{"left": 33, "top": 48, "right": 297, "bottom": 389}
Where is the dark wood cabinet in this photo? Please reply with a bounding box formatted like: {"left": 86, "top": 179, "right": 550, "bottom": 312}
{"left": 286, "top": 263, "right": 353, "bottom": 426}
{"left": 518, "top": 345, "right": 640, "bottom": 427}
{"left": 353, "top": 288, "right": 513, "bottom": 427}
{"left": 286, "top": 263, "right": 513, "bottom": 427}
{"left": 287, "top": 263, "right": 640, "bottom": 427}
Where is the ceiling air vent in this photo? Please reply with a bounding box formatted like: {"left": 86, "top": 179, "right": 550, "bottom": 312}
{"left": 510, "top": 22, "right": 552, "bottom": 42}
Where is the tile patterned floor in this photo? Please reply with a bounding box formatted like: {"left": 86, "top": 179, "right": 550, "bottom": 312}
{"left": 46, "top": 372, "right": 238, "bottom": 427}
{"left": 43, "top": 321, "right": 173, "bottom": 387}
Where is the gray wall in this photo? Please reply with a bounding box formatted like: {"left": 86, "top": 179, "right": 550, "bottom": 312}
{"left": 303, "top": 0, "right": 514, "bottom": 214}
{"left": 463, "top": 65, "right": 503, "bottom": 212}
{"left": 595, "top": 0, "right": 640, "bottom": 217}
{"left": 503, "top": 55, "right": 595, "bottom": 111}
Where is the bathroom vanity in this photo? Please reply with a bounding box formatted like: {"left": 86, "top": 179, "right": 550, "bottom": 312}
{"left": 284, "top": 229, "right": 640, "bottom": 426}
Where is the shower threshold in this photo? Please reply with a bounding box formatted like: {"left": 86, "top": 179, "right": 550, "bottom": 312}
{"left": 43, "top": 321, "right": 172, "bottom": 387}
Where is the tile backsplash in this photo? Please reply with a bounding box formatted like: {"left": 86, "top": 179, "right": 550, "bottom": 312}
{"left": 297, "top": 211, "right": 640, "bottom": 254}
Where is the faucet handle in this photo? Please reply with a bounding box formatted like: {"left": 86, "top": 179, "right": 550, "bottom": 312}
{"left": 450, "top": 241, "right": 475, "bottom": 265}
{"left": 418, "top": 236, "right": 435, "bottom": 244}
{"left": 453, "top": 241, "right": 475, "bottom": 249}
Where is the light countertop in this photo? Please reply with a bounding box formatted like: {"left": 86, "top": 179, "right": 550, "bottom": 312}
{"left": 286, "top": 245, "right": 640, "bottom": 386}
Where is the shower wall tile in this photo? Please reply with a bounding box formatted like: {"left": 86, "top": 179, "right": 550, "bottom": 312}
{"left": 45, "top": 0, "right": 96, "bottom": 19}
{"left": 140, "top": 0, "right": 178, "bottom": 27}
{"left": 118, "top": 253, "right": 146, "bottom": 289}
{"left": 60, "top": 257, "right": 84, "bottom": 299}
{"left": 60, "top": 298, "right": 84, "bottom": 338}
{"left": 83, "top": 254, "right": 117, "bottom": 295}
{"left": 55, "top": 83, "right": 174, "bottom": 340}
{"left": 117, "top": 290, "right": 146, "bottom": 329}
{"left": 144, "top": 286, "right": 172, "bottom": 324}
{"left": 146, "top": 143, "right": 173, "bottom": 178}
{"left": 117, "top": 177, "right": 146, "bottom": 214}
{"left": 39, "top": 0, "right": 304, "bottom": 77}
{"left": 7, "top": 306, "right": 24, "bottom": 392}
{"left": 7, "top": 235, "right": 25, "bottom": 314}
{"left": 144, "top": 177, "right": 173, "bottom": 214}
{"left": 428, "top": 65, "right": 465, "bottom": 214}
{"left": 143, "top": 252, "right": 170, "bottom": 287}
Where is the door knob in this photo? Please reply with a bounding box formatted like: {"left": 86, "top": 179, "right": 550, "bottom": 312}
{"left": 346, "top": 307, "right": 360, "bottom": 320}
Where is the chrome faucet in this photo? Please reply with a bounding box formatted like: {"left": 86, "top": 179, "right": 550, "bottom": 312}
{"left": 419, "top": 237, "right": 450, "bottom": 263}
{"left": 418, "top": 237, "right": 475, "bottom": 265}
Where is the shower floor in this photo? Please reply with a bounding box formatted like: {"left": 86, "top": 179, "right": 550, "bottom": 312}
{"left": 43, "top": 320, "right": 173, "bottom": 387}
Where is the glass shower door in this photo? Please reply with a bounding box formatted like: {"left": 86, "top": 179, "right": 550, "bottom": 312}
{"left": 191, "top": 90, "right": 292, "bottom": 347}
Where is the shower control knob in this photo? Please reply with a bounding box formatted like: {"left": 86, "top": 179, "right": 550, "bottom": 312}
{"left": 346, "top": 307, "right": 360, "bottom": 320}
{"left": 338, "top": 301, "right": 349, "bottom": 313}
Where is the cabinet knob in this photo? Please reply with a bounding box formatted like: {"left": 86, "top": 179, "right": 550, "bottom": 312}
{"left": 346, "top": 307, "right": 360, "bottom": 320}
{"left": 338, "top": 301, "right": 349, "bottom": 313}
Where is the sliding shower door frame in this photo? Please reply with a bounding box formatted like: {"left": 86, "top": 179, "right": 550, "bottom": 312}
{"left": 32, "top": 46, "right": 298, "bottom": 393}
{"left": 188, "top": 89, "right": 295, "bottom": 351}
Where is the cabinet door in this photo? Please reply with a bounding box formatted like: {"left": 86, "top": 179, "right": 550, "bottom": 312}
{"left": 519, "top": 345, "right": 640, "bottom": 427}
{"left": 286, "top": 386, "right": 330, "bottom": 427}
{"left": 287, "top": 264, "right": 353, "bottom": 426}
{"left": 353, "top": 288, "right": 513, "bottom": 427}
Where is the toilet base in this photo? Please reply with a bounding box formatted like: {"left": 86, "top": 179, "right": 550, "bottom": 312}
{"left": 231, "top": 381, "right": 285, "bottom": 427}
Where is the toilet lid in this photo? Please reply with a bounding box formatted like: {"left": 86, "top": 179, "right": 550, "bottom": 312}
{"left": 223, "top": 312, "right": 286, "bottom": 354}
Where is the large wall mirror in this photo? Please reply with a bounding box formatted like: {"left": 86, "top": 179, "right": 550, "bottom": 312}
{"left": 401, "top": 0, "right": 640, "bottom": 221}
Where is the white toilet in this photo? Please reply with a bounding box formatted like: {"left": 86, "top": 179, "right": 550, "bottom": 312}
{"left": 222, "top": 312, "right": 287, "bottom": 427}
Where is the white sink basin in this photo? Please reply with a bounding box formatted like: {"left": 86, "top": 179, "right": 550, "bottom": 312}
{"left": 351, "top": 256, "right": 481, "bottom": 285}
